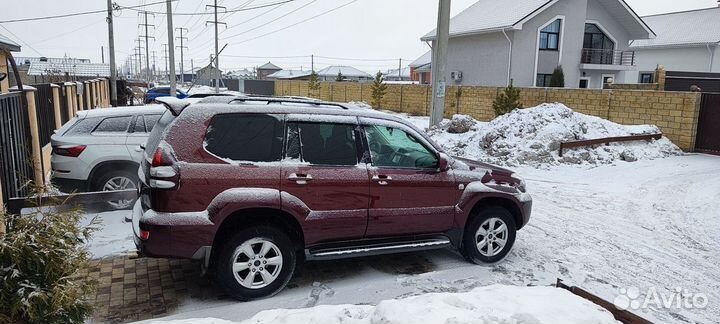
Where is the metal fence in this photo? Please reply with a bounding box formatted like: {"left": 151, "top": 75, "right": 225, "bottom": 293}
{"left": 0, "top": 92, "right": 35, "bottom": 202}
{"left": 34, "top": 84, "right": 57, "bottom": 147}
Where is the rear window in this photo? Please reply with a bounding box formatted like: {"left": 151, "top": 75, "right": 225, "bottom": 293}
{"left": 63, "top": 117, "right": 100, "bottom": 135}
{"left": 92, "top": 116, "right": 131, "bottom": 134}
{"left": 205, "top": 114, "right": 283, "bottom": 162}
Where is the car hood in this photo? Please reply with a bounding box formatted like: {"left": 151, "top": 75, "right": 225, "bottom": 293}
{"left": 451, "top": 156, "right": 519, "bottom": 185}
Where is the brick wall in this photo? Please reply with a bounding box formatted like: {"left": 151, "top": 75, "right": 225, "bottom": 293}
{"left": 275, "top": 80, "right": 701, "bottom": 151}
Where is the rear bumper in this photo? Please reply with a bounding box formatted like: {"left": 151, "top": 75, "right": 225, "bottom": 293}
{"left": 51, "top": 177, "right": 89, "bottom": 193}
{"left": 132, "top": 201, "right": 214, "bottom": 260}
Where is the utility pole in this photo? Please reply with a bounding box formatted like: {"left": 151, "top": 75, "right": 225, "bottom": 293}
{"left": 106, "top": 0, "right": 118, "bottom": 105}
{"left": 162, "top": 43, "right": 169, "bottom": 82}
{"left": 190, "top": 58, "right": 194, "bottom": 83}
{"left": 175, "top": 27, "right": 188, "bottom": 84}
{"left": 166, "top": 0, "right": 177, "bottom": 96}
{"left": 151, "top": 51, "right": 157, "bottom": 82}
{"left": 311, "top": 54, "right": 314, "bottom": 72}
{"left": 206, "top": 0, "right": 226, "bottom": 93}
{"left": 101, "top": 47, "right": 105, "bottom": 64}
{"left": 398, "top": 58, "right": 402, "bottom": 80}
{"left": 139, "top": 11, "right": 155, "bottom": 87}
{"left": 430, "top": 0, "right": 451, "bottom": 127}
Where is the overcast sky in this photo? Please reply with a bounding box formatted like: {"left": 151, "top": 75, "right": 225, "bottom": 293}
{"left": 1, "top": 0, "right": 718, "bottom": 73}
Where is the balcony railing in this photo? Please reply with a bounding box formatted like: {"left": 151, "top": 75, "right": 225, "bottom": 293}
{"left": 581, "top": 49, "right": 635, "bottom": 66}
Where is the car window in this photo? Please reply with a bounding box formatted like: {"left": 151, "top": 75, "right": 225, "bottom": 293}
{"left": 205, "top": 114, "right": 283, "bottom": 162}
{"left": 92, "top": 116, "right": 132, "bottom": 134}
{"left": 133, "top": 115, "right": 146, "bottom": 133}
{"left": 144, "top": 115, "right": 162, "bottom": 132}
{"left": 365, "top": 125, "right": 438, "bottom": 169}
{"left": 64, "top": 117, "right": 100, "bottom": 135}
{"left": 286, "top": 122, "right": 358, "bottom": 166}
{"left": 156, "top": 88, "right": 170, "bottom": 95}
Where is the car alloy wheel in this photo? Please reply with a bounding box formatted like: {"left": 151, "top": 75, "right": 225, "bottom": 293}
{"left": 103, "top": 176, "right": 137, "bottom": 209}
{"left": 475, "top": 217, "right": 509, "bottom": 257}
{"left": 231, "top": 238, "right": 284, "bottom": 289}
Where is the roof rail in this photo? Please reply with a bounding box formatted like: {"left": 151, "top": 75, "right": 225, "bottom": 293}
{"left": 230, "top": 96, "right": 350, "bottom": 110}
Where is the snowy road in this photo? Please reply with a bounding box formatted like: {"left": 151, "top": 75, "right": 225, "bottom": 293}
{"left": 122, "top": 154, "right": 718, "bottom": 324}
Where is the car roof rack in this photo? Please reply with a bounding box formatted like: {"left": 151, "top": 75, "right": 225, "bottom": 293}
{"left": 230, "top": 96, "right": 350, "bottom": 110}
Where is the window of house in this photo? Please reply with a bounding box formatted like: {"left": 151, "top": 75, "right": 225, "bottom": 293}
{"left": 539, "top": 19, "right": 562, "bottom": 50}
{"left": 204, "top": 114, "right": 283, "bottom": 162}
{"left": 536, "top": 74, "right": 553, "bottom": 87}
{"left": 640, "top": 73, "right": 654, "bottom": 84}
{"left": 364, "top": 125, "right": 438, "bottom": 169}
{"left": 93, "top": 116, "right": 132, "bottom": 134}
{"left": 579, "top": 79, "right": 590, "bottom": 89}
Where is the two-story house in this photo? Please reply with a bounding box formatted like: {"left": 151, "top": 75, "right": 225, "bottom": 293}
{"left": 420, "top": 0, "right": 655, "bottom": 89}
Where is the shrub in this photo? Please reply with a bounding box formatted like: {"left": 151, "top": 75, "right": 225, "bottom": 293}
{"left": 0, "top": 192, "right": 98, "bottom": 324}
{"left": 549, "top": 66, "right": 565, "bottom": 87}
{"left": 370, "top": 71, "right": 387, "bottom": 108}
{"left": 308, "top": 71, "right": 320, "bottom": 97}
{"left": 493, "top": 81, "right": 522, "bottom": 116}
{"left": 335, "top": 71, "right": 344, "bottom": 82}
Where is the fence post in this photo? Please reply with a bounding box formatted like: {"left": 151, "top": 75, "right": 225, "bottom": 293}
{"left": 21, "top": 86, "right": 45, "bottom": 186}
{"left": 70, "top": 83, "right": 78, "bottom": 116}
{"left": 64, "top": 83, "right": 74, "bottom": 119}
{"left": 76, "top": 82, "right": 84, "bottom": 111}
{"left": 51, "top": 84, "right": 62, "bottom": 129}
{"left": 101, "top": 79, "right": 108, "bottom": 107}
{"left": 99, "top": 79, "right": 105, "bottom": 107}
{"left": 84, "top": 81, "right": 91, "bottom": 109}
{"left": 93, "top": 80, "right": 99, "bottom": 108}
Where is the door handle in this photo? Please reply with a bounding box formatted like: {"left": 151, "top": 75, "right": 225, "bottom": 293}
{"left": 288, "top": 173, "right": 313, "bottom": 185}
{"left": 372, "top": 175, "right": 392, "bottom": 185}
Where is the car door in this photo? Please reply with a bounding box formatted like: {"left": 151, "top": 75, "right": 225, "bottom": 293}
{"left": 281, "top": 115, "right": 369, "bottom": 245}
{"left": 126, "top": 114, "right": 162, "bottom": 163}
{"left": 360, "top": 118, "right": 458, "bottom": 237}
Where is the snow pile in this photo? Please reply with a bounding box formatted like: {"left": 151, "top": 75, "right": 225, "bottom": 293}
{"left": 447, "top": 114, "right": 476, "bottom": 134}
{"left": 148, "top": 285, "right": 617, "bottom": 324}
{"left": 480, "top": 103, "right": 681, "bottom": 167}
{"left": 347, "top": 101, "right": 373, "bottom": 109}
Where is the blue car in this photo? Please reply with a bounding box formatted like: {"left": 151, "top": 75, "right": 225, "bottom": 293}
{"left": 144, "top": 87, "right": 188, "bottom": 104}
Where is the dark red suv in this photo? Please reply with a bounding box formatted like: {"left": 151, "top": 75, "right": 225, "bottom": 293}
{"left": 133, "top": 96, "right": 531, "bottom": 300}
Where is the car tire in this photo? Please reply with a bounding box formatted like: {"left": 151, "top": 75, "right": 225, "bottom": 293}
{"left": 216, "top": 226, "right": 296, "bottom": 301}
{"left": 93, "top": 169, "right": 139, "bottom": 210}
{"left": 461, "top": 206, "right": 517, "bottom": 264}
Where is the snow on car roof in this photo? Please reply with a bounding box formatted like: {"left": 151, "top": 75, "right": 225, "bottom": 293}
{"left": 78, "top": 105, "right": 166, "bottom": 118}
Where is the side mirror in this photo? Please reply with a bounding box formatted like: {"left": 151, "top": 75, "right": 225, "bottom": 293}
{"left": 438, "top": 153, "right": 451, "bottom": 172}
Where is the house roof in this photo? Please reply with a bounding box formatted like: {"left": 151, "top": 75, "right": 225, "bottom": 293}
{"left": 258, "top": 62, "right": 282, "bottom": 70}
{"left": 421, "top": 0, "right": 654, "bottom": 41}
{"left": 27, "top": 61, "right": 109, "bottom": 77}
{"left": 317, "top": 66, "right": 372, "bottom": 78}
{"left": 409, "top": 51, "right": 431, "bottom": 68}
{"left": 0, "top": 34, "right": 21, "bottom": 52}
{"left": 267, "top": 69, "right": 312, "bottom": 79}
{"left": 385, "top": 67, "right": 412, "bottom": 78}
{"left": 630, "top": 7, "right": 720, "bottom": 49}
{"left": 15, "top": 56, "right": 91, "bottom": 65}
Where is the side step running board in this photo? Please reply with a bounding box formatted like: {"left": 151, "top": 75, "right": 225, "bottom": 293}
{"left": 305, "top": 236, "right": 452, "bottom": 261}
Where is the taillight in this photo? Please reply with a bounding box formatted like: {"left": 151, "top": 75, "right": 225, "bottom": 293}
{"left": 149, "top": 146, "right": 177, "bottom": 189}
{"left": 139, "top": 230, "right": 150, "bottom": 240}
{"left": 53, "top": 145, "right": 86, "bottom": 157}
{"left": 152, "top": 147, "right": 165, "bottom": 167}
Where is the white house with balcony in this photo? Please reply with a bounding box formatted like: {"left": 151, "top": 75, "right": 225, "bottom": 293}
{"left": 421, "top": 0, "right": 655, "bottom": 89}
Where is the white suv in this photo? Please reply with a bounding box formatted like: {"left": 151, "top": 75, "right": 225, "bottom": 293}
{"left": 50, "top": 105, "right": 165, "bottom": 209}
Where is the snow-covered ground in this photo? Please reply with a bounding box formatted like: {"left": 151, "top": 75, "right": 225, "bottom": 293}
{"left": 79, "top": 105, "right": 718, "bottom": 323}
{"left": 148, "top": 285, "right": 617, "bottom": 324}
{"left": 83, "top": 210, "right": 135, "bottom": 259}
{"left": 123, "top": 154, "right": 719, "bottom": 324}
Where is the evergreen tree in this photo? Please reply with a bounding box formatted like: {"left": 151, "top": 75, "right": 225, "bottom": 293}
{"left": 493, "top": 80, "right": 522, "bottom": 116}
{"left": 1, "top": 186, "right": 98, "bottom": 323}
{"left": 371, "top": 71, "right": 388, "bottom": 108}
{"left": 549, "top": 65, "right": 565, "bottom": 87}
{"left": 308, "top": 70, "right": 320, "bottom": 97}
{"left": 336, "top": 71, "right": 344, "bottom": 82}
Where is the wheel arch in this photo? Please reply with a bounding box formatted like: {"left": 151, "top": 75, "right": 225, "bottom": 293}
{"left": 211, "top": 208, "right": 305, "bottom": 259}
{"left": 468, "top": 197, "right": 523, "bottom": 231}
{"left": 88, "top": 160, "right": 140, "bottom": 189}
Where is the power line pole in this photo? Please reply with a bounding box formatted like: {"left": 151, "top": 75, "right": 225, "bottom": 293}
{"left": 166, "top": 0, "right": 177, "bottom": 96}
{"left": 175, "top": 27, "right": 188, "bottom": 84}
{"left": 430, "top": 0, "right": 451, "bottom": 127}
{"left": 151, "top": 50, "right": 157, "bottom": 82}
{"left": 398, "top": 58, "right": 402, "bottom": 80}
{"left": 311, "top": 54, "right": 314, "bottom": 72}
{"left": 206, "top": 0, "right": 226, "bottom": 93}
{"left": 162, "top": 43, "right": 169, "bottom": 82}
{"left": 190, "top": 58, "right": 194, "bottom": 83}
{"left": 139, "top": 11, "right": 155, "bottom": 87}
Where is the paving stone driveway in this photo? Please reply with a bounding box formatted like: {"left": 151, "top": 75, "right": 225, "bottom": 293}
{"left": 83, "top": 253, "right": 436, "bottom": 323}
